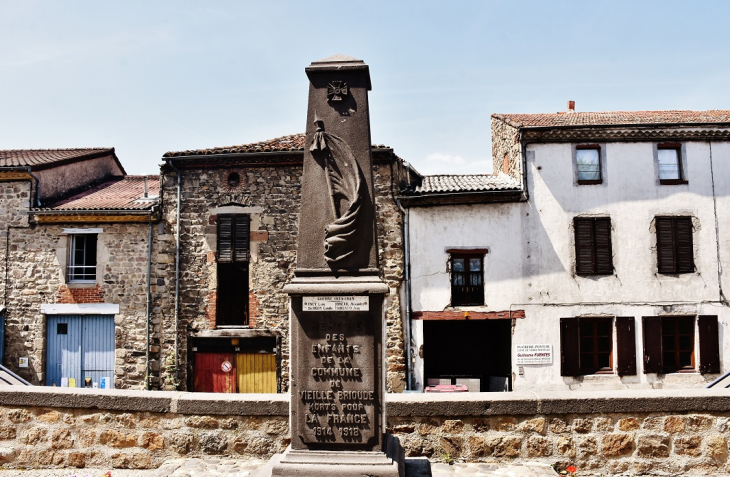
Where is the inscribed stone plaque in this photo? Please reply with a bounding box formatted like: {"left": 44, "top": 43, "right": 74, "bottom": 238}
{"left": 302, "top": 296, "right": 369, "bottom": 312}
{"left": 291, "top": 296, "right": 382, "bottom": 450}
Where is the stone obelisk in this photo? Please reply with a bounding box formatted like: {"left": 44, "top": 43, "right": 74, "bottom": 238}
{"left": 263, "top": 54, "right": 401, "bottom": 477}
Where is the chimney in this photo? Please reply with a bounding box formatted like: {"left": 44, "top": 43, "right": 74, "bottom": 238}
{"left": 143, "top": 177, "right": 148, "bottom": 198}
{"left": 567, "top": 100, "right": 575, "bottom": 112}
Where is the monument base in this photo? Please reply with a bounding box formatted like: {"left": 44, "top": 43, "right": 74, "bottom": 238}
{"left": 253, "top": 435, "right": 404, "bottom": 477}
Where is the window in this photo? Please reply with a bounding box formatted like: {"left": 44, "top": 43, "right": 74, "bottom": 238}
{"left": 657, "top": 143, "right": 686, "bottom": 184}
{"left": 450, "top": 254, "right": 484, "bottom": 306}
{"left": 575, "top": 145, "right": 602, "bottom": 184}
{"left": 68, "top": 234, "right": 97, "bottom": 282}
{"left": 574, "top": 217, "right": 613, "bottom": 275}
{"left": 655, "top": 216, "right": 694, "bottom": 274}
{"left": 642, "top": 315, "right": 720, "bottom": 374}
{"left": 561, "top": 316, "right": 637, "bottom": 377}
{"left": 216, "top": 214, "right": 250, "bottom": 327}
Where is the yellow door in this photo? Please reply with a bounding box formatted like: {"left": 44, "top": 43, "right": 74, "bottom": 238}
{"left": 236, "top": 353, "right": 276, "bottom": 393}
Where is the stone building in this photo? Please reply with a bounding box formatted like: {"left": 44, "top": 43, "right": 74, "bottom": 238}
{"left": 0, "top": 148, "right": 159, "bottom": 388}
{"left": 404, "top": 108, "right": 730, "bottom": 392}
{"left": 150, "top": 133, "right": 414, "bottom": 393}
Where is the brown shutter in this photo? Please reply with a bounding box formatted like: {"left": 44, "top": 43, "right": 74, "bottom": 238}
{"left": 675, "top": 217, "right": 694, "bottom": 273}
{"left": 616, "top": 317, "right": 636, "bottom": 376}
{"left": 217, "top": 215, "right": 233, "bottom": 263}
{"left": 594, "top": 217, "right": 613, "bottom": 275}
{"left": 698, "top": 315, "right": 720, "bottom": 374}
{"left": 656, "top": 217, "right": 675, "bottom": 273}
{"left": 575, "top": 218, "right": 595, "bottom": 275}
{"left": 233, "top": 215, "right": 250, "bottom": 262}
{"left": 642, "top": 316, "right": 663, "bottom": 373}
{"left": 560, "top": 318, "right": 580, "bottom": 376}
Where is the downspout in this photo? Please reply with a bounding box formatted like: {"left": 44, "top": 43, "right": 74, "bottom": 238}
{"left": 24, "top": 167, "right": 41, "bottom": 207}
{"left": 396, "top": 198, "right": 411, "bottom": 390}
{"left": 145, "top": 209, "right": 154, "bottom": 390}
{"left": 168, "top": 161, "right": 182, "bottom": 389}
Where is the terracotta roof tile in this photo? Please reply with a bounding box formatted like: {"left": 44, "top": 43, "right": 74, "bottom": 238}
{"left": 163, "top": 133, "right": 390, "bottom": 157}
{"left": 41, "top": 176, "right": 159, "bottom": 211}
{"left": 415, "top": 173, "right": 521, "bottom": 194}
{"left": 492, "top": 110, "right": 730, "bottom": 129}
{"left": 0, "top": 148, "right": 114, "bottom": 168}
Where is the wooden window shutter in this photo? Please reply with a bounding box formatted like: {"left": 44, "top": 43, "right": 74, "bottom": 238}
{"left": 574, "top": 219, "right": 595, "bottom": 275}
{"left": 594, "top": 218, "right": 613, "bottom": 274}
{"left": 656, "top": 217, "right": 675, "bottom": 273}
{"left": 675, "top": 217, "right": 694, "bottom": 273}
{"left": 615, "top": 317, "right": 637, "bottom": 376}
{"left": 217, "top": 215, "right": 233, "bottom": 263}
{"left": 233, "top": 215, "right": 250, "bottom": 262}
{"left": 560, "top": 318, "right": 580, "bottom": 376}
{"left": 698, "top": 315, "right": 720, "bottom": 374}
{"left": 642, "top": 316, "right": 663, "bottom": 373}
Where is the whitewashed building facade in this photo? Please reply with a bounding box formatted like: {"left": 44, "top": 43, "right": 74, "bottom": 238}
{"left": 402, "top": 109, "right": 730, "bottom": 392}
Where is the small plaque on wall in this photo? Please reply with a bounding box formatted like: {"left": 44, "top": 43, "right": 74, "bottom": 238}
{"left": 302, "top": 296, "right": 369, "bottom": 312}
{"left": 515, "top": 344, "right": 553, "bottom": 365}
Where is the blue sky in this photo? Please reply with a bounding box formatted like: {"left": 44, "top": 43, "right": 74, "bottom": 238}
{"left": 2, "top": 1, "right": 730, "bottom": 175}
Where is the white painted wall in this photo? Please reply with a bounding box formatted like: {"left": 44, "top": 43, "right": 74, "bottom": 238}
{"left": 409, "top": 138, "right": 730, "bottom": 391}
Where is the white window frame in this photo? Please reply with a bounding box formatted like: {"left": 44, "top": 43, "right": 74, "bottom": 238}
{"left": 67, "top": 234, "right": 98, "bottom": 283}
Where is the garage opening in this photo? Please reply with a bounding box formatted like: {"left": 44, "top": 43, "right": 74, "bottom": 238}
{"left": 423, "top": 319, "right": 512, "bottom": 392}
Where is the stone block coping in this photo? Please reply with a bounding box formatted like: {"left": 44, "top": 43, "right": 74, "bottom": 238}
{"left": 0, "top": 387, "right": 727, "bottom": 417}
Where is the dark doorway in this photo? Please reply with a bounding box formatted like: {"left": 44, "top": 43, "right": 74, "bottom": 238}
{"left": 217, "top": 263, "right": 249, "bottom": 327}
{"left": 423, "top": 319, "right": 512, "bottom": 392}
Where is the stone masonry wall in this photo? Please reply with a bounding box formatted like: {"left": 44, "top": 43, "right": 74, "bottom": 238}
{"left": 491, "top": 118, "right": 522, "bottom": 180}
{"left": 0, "top": 388, "right": 728, "bottom": 475}
{"left": 156, "top": 153, "right": 407, "bottom": 393}
{"left": 0, "top": 180, "right": 31, "bottom": 309}
{"left": 3, "top": 220, "right": 151, "bottom": 388}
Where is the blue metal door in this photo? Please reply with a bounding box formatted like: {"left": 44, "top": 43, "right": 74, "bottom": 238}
{"left": 46, "top": 315, "right": 114, "bottom": 388}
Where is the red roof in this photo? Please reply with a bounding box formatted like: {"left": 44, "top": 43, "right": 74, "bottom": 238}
{"left": 163, "top": 133, "right": 391, "bottom": 157}
{"left": 492, "top": 110, "right": 730, "bottom": 129}
{"left": 0, "top": 148, "right": 115, "bottom": 168}
{"left": 41, "top": 176, "right": 159, "bottom": 211}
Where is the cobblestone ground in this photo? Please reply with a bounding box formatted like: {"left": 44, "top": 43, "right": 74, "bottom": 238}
{"left": 0, "top": 458, "right": 558, "bottom": 476}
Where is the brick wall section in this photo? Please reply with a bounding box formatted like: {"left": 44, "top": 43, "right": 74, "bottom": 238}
{"left": 491, "top": 118, "right": 522, "bottom": 180}
{"left": 156, "top": 154, "right": 407, "bottom": 392}
{"left": 57, "top": 285, "right": 105, "bottom": 304}
{"left": 3, "top": 222, "right": 151, "bottom": 388}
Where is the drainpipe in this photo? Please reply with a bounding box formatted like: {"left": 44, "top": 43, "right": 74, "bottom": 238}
{"left": 145, "top": 208, "right": 154, "bottom": 390}
{"left": 168, "top": 161, "right": 182, "bottom": 389}
{"left": 396, "top": 198, "right": 412, "bottom": 390}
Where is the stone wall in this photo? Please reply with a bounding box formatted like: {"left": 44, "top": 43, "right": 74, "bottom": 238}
{"left": 156, "top": 151, "right": 408, "bottom": 393}
{"left": 2, "top": 218, "right": 151, "bottom": 388}
{"left": 0, "top": 388, "right": 728, "bottom": 475}
{"left": 0, "top": 180, "right": 32, "bottom": 306}
{"left": 491, "top": 117, "right": 522, "bottom": 180}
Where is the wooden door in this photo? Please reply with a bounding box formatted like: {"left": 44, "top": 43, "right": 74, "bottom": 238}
{"left": 236, "top": 353, "right": 276, "bottom": 393}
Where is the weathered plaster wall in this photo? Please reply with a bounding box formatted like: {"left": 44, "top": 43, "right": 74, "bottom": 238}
{"left": 3, "top": 222, "right": 151, "bottom": 388}
{"left": 408, "top": 138, "right": 730, "bottom": 391}
{"left": 35, "top": 155, "right": 124, "bottom": 203}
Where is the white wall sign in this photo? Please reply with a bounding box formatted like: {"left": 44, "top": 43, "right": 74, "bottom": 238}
{"left": 303, "top": 296, "right": 369, "bottom": 312}
{"left": 515, "top": 344, "right": 553, "bottom": 365}
{"left": 18, "top": 357, "right": 28, "bottom": 368}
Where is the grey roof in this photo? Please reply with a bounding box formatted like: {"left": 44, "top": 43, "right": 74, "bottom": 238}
{"left": 414, "top": 173, "right": 521, "bottom": 194}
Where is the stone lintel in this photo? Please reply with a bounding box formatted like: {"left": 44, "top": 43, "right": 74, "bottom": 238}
{"left": 284, "top": 276, "right": 389, "bottom": 295}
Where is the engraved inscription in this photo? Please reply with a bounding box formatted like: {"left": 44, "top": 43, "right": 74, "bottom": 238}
{"left": 296, "top": 310, "right": 376, "bottom": 446}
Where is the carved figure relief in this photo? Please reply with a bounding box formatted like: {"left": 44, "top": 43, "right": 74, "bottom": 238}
{"left": 309, "top": 117, "right": 366, "bottom": 266}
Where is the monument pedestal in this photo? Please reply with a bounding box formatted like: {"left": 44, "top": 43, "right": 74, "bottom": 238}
{"left": 256, "top": 54, "right": 404, "bottom": 477}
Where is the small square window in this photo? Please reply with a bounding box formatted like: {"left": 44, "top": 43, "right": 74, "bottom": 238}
{"left": 575, "top": 145, "right": 602, "bottom": 184}
{"left": 68, "top": 234, "right": 97, "bottom": 282}
{"left": 657, "top": 144, "right": 686, "bottom": 184}
{"left": 57, "top": 323, "right": 68, "bottom": 335}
